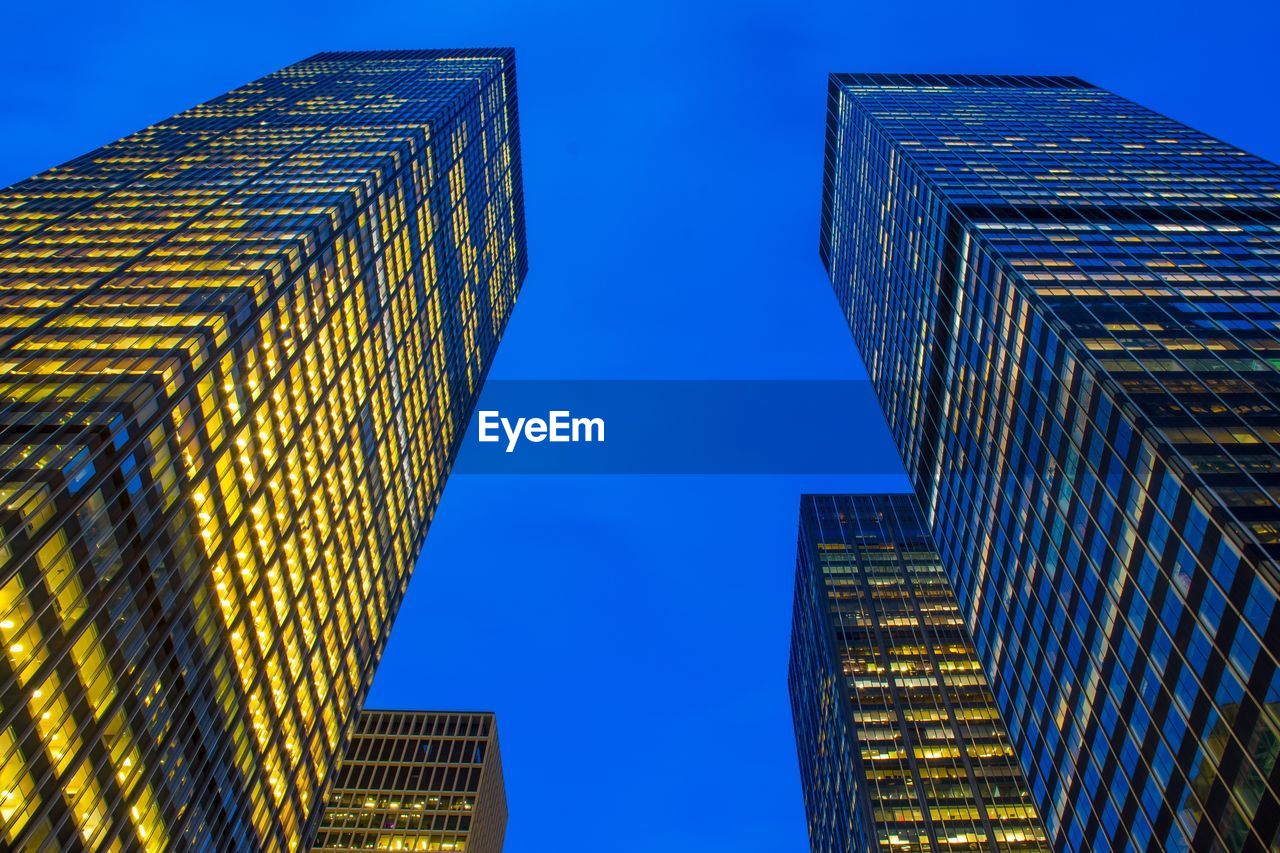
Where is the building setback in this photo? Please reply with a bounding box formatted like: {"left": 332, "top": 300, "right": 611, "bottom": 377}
{"left": 821, "top": 73, "right": 1280, "bottom": 849}
{"left": 311, "top": 710, "right": 506, "bottom": 853}
{"left": 0, "top": 49, "right": 525, "bottom": 849}
{"left": 790, "top": 493, "right": 1049, "bottom": 852}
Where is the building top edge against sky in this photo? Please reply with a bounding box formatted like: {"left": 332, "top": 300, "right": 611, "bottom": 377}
{"left": 307, "top": 49, "right": 517, "bottom": 62}
{"left": 823, "top": 73, "right": 1280, "bottom": 220}
{"left": 831, "top": 73, "right": 1095, "bottom": 89}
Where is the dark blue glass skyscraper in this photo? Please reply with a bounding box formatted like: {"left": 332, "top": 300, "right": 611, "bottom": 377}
{"left": 821, "top": 74, "right": 1280, "bottom": 850}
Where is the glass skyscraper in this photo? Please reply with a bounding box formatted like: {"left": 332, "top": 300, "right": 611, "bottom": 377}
{"left": 790, "top": 493, "right": 1048, "bottom": 852}
{"left": 311, "top": 710, "right": 506, "bottom": 853}
{"left": 0, "top": 49, "right": 525, "bottom": 849}
{"left": 821, "top": 73, "right": 1280, "bottom": 849}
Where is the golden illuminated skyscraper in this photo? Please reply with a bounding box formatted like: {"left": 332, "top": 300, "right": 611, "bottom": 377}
{"left": 0, "top": 49, "right": 525, "bottom": 849}
{"left": 790, "top": 494, "right": 1049, "bottom": 852}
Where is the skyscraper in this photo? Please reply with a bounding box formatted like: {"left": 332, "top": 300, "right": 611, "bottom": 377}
{"left": 790, "top": 493, "right": 1049, "bottom": 852}
{"left": 821, "top": 74, "right": 1280, "bottom": 849}
{"left": 0, "top": 49, "right": 525, "bottom": 849}
{"left": 311, "top": 710, "right": 506, "bottom": 853}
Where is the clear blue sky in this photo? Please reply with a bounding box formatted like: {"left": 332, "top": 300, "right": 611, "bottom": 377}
{"left": 3, "top": 1, "right": 1278, "bottom": 849}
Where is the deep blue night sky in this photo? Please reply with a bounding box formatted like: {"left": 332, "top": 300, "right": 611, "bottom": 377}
{"left": 4, "top": 1, "right": 1278, "bottom": 848}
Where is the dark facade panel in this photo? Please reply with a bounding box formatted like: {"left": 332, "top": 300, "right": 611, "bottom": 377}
{"left": 822, "top": 74, "right": 1280, "bottom": 849}
{"left": 0, "top": 49, "right": 525, "bottom": 849}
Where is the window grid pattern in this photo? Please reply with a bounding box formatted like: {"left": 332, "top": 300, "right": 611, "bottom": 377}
{"left": 790, "top": 493, "right": 1049, "bottom": 852}
{"left": 311, "top": 710, "right": 505, "bottom": 853}
{"left": 0, "top": 48, "right": 525, "bottom": 850}
{"left": 821, "top": 73, "right": 1280, "bottom": 850}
